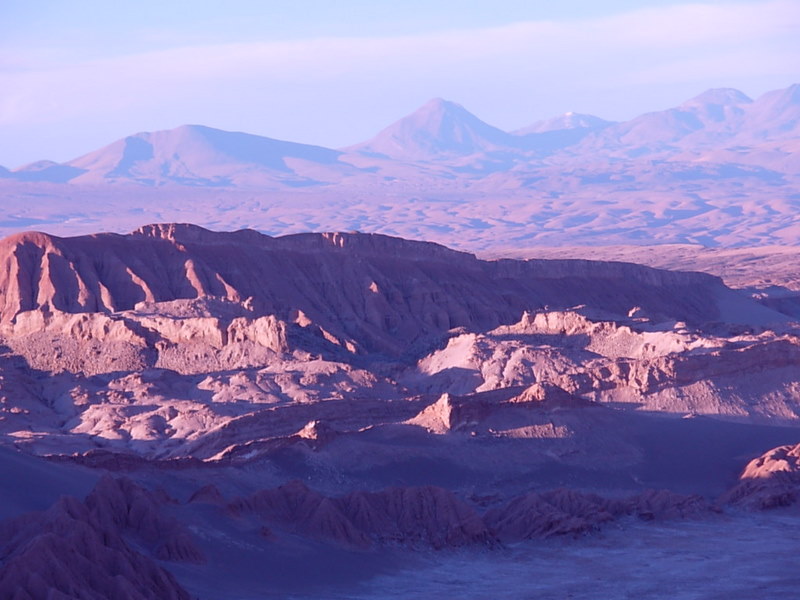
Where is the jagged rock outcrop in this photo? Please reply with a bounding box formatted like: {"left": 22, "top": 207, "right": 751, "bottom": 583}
{"left": 485, "top": 488, "right": 711, "bottom": 541}
{"left": 0, "top": 471, "right": 722, "bottom": 600}
{"left": 510, "top": 381, "right": 580, "bottom": 404}
{"left": 0, "top": 477, "right": 196, "bottom": 600}
{"left": 0, "top": 225, "right": 776, "bottom": 360}
{"left": 485, "top": 490, "right": 614, "bottom": 540}
{"left": 739, "top": 442, "right": 800, "bottom": 480}
{"left": 405, "top": 309, "right": 800, "bottom": 421}
{"left": 0, "top": 299, "right": 293, "bottom": 375}
{"left": 2, "top": 222, "right": 800, "bottom": 597}
{"left": 723, "top": 478, "right": 798, "bottom": 510}
{"left": 228, "top": 480, "right": 711, "bottom": 550}
{"left": 229, "top": 480, "right": 493, "bottom": 549}
{"left": 0, "top": 225, "right": 799, "bottom": 475}
{"left": 229, "top": 480, "right": 374, "bottom": 548}
{"left": 86, "top": 476, "right": 205, "bottom": 563}
{"left": 406, "top": 383, "right": 587, "bottom": 434}
{"left": 722, "top": 443, "right": 800, "bottom": 510}
{"left": 406, "top": 392, "right": 494, "bottom": 433}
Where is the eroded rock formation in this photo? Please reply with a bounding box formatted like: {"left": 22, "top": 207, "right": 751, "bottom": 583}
{"left": 0, "top": 477, "right": 196, "bottom": 600}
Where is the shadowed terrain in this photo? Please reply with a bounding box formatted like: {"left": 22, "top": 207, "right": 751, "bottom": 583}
{"left": 1, "top": 225, "right": 800, "bottom": 597}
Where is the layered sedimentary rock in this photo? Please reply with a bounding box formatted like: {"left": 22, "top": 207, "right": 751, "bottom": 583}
{"left": 0, "top": 224, "right": 771, "bottom": 356}
{"left": 1, "top": 224, "right": 800, "bottom": 598}
{"left": 0, "top": 225, "right": 798, "bottom": 463}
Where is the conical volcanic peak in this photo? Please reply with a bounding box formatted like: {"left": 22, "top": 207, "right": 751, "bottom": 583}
{"left": 346, "top": 98, "right": 519, "bottom": 160}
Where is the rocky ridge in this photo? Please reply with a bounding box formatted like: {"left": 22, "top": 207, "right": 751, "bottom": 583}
{"left": 1, "top": 472, "right": 717, "bottom": 598}
{"left": 0, "top": 476, "right": 196, "bottom": 600}
{"left": 723, "top": 442, "right": 800, "bottom": 510}
{"left": 0, "top": 225, "right": 798, "bottom": 463}
{"left": 1, "top": 225, "right": 800, "bottom": 598}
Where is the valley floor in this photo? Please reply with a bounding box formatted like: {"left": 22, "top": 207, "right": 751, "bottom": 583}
{"left": 280, "top": 513, "right": 800, "bottom": 600}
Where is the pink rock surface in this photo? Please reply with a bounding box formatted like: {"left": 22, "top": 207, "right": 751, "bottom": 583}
{"left": 722, "top": 442, "right": 800, "bottom": 510}
{"left": 0, "top": 226, "right": 797, "bottom": 466}
{"left": 0, "top": 225, "right": 754, "bottom": 339}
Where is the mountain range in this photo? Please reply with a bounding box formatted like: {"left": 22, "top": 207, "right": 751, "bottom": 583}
{"left": 0, "top": 83, "right": 798, "bottom": 251}
{"left": 2, "top": 83, "right": 800, "bottom": 598}
{"left": 3, "top": 84, "right": 798, "bottom": 185}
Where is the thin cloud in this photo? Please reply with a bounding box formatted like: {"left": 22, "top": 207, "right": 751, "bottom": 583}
{"left": 0, "top": 0, "right": 797, "bottom": 164}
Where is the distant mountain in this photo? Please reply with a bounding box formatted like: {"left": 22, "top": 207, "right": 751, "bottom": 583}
{"left": 511, "top": 112, "right": 614, "bottom": 153}
{"left": 736, "top": 83, "right": 800, "bottom": 142}
{"left": 514, "top": 112, "right": 613, "bottom": 135}
{"left": 576, "top": 88, "right": 754, "bottom": 157}
{"left": 679, "top": 87, "right": 753, "bottom": 112}
{"left": 345, "top": 98, "right": 520, "bottom": 161}
{"left": 60, "top": 124, "right": 356, "bottom": 187}
{"left": 7, "top": 160, "right": 86, "bottom": 183}
{"left": 1, "top": 83, "right": 798, "bottom": 196}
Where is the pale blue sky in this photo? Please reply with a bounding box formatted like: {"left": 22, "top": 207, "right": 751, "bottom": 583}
{"left": 1, "top": 0, "right": 798, "bottom": 167}
{"left": 2, "top": 1, "right": 738, "bottom": 46}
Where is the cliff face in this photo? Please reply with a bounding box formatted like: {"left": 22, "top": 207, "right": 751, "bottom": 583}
{"left": 1, "top": 225, "right": 800, "bottom": 599}
{"left": 0, "top": 224, "right": 772, "bottom": 359}
{"left": 0, "top": 224, "right": 797, "bottom": 462}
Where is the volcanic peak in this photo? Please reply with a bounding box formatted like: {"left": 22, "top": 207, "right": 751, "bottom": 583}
{"left": 680, "top": 88, "right": 753, "bottom": 108}
{"left": 347, "top": 97, "right": 518, "bottom": 160}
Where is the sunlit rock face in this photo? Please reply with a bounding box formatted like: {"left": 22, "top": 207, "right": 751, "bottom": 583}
{"left": 0, "top": 225, "right": 798, "bottom": 461}
{"left": 1, "top": 224, "right": 800, "bottom": 598}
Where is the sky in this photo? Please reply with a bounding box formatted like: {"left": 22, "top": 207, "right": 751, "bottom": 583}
{"left": 1, "top": 0, "right": 798, "bottom": 167}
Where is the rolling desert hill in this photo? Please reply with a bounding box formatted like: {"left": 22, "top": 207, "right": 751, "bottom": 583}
{"left": 574, "top": 87, "right": 754, "bottom": 156}
{"left": 62, "top": 124, "right": 357, "bottom": 188}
